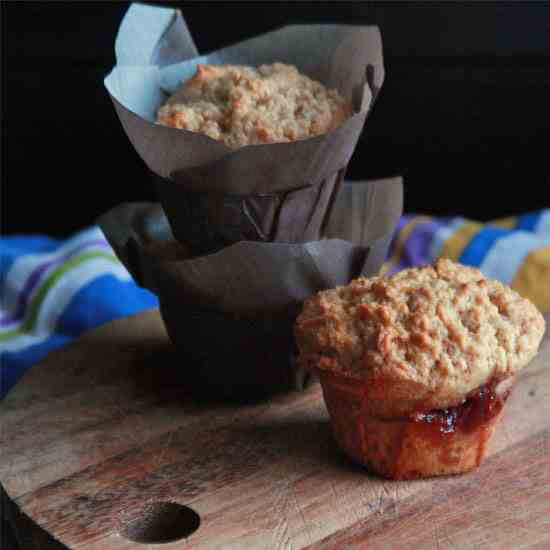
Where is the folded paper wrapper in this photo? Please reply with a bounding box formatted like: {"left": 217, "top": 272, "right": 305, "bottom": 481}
{"left": 105, "top": 3, "right": 385, "bottom": 255}
{"left": 102, "top": 3, "right": 399, "bottom": 399}
{"left": 99, "top": 178, "right": 403, "bottom": 400}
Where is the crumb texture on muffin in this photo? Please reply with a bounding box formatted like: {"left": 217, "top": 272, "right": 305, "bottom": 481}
{"left": 156, "top": 63, "right": 350, "bottom": 147}
{"left": 295, "top": 258, "right": 546, "bottom": 415}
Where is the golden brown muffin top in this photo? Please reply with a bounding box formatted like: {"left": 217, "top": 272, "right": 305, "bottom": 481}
{"left": 295, "top": 258, "right": 545, "bottom": 417}
{"left": 156, "top": 63, "right": 350, "bottom": 147}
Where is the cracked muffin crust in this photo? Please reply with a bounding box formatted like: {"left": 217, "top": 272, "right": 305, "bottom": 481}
{"left": 295, "top": 258, "right": 545, "bottom": 418}
{"left": 156, "top": 63, "right": 351, "bottom": 147}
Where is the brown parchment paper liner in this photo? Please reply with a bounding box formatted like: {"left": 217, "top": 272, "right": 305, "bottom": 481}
{"left": 99, "top": 178, "right": 403, "bottom": 400}
{"left": 104, "top": 3, "right": 384, "bottom": 255}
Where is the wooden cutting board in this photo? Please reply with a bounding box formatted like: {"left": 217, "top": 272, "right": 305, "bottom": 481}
{"left": 1, "top": 309, "right": 549, "bottom": 549}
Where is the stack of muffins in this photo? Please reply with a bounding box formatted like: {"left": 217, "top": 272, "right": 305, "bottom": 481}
{"left": 103, "top": 5, "right": 545, "bottom": 480}
{"left": 103, "top": 16, "right": 402, "bottom": 399}
{"left": 152, "top": 66, "right": 545, "bottom": 479}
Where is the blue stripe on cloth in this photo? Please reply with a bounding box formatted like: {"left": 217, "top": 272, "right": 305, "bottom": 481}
{"left": 458, "top": 226, "right": 510, "bottom": 267}
{"left": 58, "top": 275, "right": 158, "bottom": 337}
{"left": 428, "top": 217, "right": 465, "bottom": 262}
{"left": 479, "top": 232, "right": 550, "bottom": 285}
{"left": 1, "top": 275, "right": 158, "bottom": 399}
{"left": 516, "top": 212, "right": 542, "bottom": 232}
{"left": 534, "top": 210, "right": 550, "bottom": 234}
{"left": 0, "top": 236, "right": 62, "bottom": 287}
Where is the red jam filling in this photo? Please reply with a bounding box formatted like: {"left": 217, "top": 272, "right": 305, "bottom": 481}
{"left": 411, "top": 381, "right": 509, "bottom": 435}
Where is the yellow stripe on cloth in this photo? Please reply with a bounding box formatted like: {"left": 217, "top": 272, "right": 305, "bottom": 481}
{"left": 437, "top": 221, "right": 483, "bottom": 262}
{"left": 490, "top": 216, "right": 517, "bottom": 230}
{"left": 511, "top": 245, "right": 550, "bottom": 313}
{"left": 381, "top": 216, "right": 432, "bottom": 275}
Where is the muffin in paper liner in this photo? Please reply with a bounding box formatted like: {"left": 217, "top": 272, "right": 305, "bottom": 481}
{"left": 316, "top": 370, "right": 510, "bottom": 480}
{"left": 99, "top": 178, "right": 403, "bottom": 401}
{"left": 104, "top": 3, "right": 384, "bottom": 255}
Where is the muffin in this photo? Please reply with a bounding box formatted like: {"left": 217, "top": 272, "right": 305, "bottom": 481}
{"left": 294, "top": 258, "right": 546, "bottom": 479}
{"left": 156, "top": 63, "right": 351, "bottom": 147}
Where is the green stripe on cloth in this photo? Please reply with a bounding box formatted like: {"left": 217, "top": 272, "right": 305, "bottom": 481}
{"left": 0, "top": 251, "right": 119, "bottom": 342}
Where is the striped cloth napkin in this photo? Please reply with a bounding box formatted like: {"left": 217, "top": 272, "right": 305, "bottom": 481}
{"left": 0, "top": 227, "right": 158, "bottom": 398}
{"left": 1, "top": 210, "right": 549, "bottom": 399}
{"left": 383, "top": 211, "right": 550, "bottom": 313}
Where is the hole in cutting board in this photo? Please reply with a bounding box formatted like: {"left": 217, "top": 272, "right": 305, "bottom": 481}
{"left": 118, "top": 501, "right": 200, "bottom": 544}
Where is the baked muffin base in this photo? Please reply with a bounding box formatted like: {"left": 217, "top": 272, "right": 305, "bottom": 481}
{"left": 319, "top": 371, "right": 509, "bottom": 480}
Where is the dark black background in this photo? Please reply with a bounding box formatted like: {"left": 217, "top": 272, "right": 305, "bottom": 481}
{"left": 2, "top": 1, "right": 550, "bottom": 236}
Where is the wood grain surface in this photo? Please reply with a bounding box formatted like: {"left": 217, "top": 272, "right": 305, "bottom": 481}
{"left": 1, "top": 309, "right": 549, "bottom": 549}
